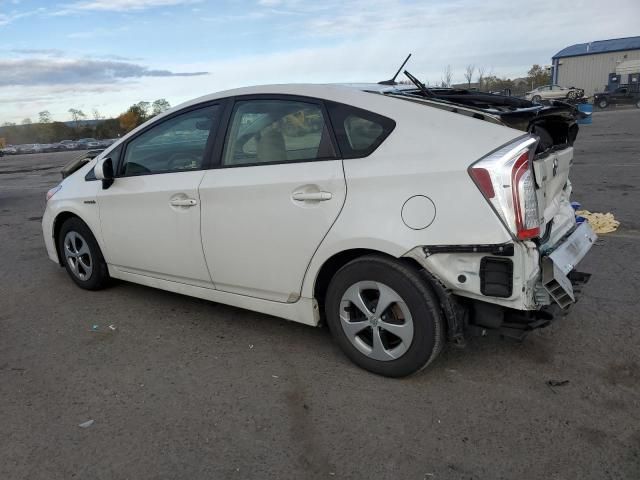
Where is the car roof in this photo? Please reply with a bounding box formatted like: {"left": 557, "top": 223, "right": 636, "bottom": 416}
{"left": 174, "top": 83, "right": 415, "bottom": 110}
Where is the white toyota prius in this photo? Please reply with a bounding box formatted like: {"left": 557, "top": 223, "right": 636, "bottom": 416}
{"left": 43, "top": 82, "right": 595, "bottom": 376}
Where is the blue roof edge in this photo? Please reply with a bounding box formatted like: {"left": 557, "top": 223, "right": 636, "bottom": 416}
{"left": 553, "top": 36, "right": 640, "bottom": 59}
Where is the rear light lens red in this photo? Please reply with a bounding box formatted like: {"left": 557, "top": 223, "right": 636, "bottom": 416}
{"left": 468, "top": 167, "right": 495, "bottom": 199}
{"left": 511, "top": 151, "right": 540, "bottom": 239}
{"left": 468, "top": 136, "right": 540, "bottom": 241}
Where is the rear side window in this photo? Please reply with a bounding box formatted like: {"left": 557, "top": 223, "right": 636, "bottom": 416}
{"left": 223, "top": 99, "right": 336, "bottom": 167}
{"left": 327, "top": 102, "right": 395, "bottom": 158}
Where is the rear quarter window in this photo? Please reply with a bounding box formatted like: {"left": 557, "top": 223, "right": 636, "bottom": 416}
{"left": 326, "top": 102, "right": 395, "bottom": 159}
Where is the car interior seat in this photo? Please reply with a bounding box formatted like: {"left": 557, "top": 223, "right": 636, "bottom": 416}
{"left": 256, "top": 128, "right": 286, "bottom": 163}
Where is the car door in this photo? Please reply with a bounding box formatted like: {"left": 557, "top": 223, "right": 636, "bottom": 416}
{"left": 199, "top": 96, "right": 346, "bottom": 302}
{"left": 613, "top": 87, "right": 628, "bottom": 104}
{"left": 537, "top": 86, "right": 551, "bottom": 99}
{"left": 550, "top": 85, "right": 565, "bottom": 99}
{"left": 97, "top": 103, "right": 223, "bottom": 288}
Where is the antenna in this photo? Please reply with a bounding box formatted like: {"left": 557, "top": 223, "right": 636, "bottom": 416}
{"left": 378, "top": 54, "right": 412, "bottom": 85}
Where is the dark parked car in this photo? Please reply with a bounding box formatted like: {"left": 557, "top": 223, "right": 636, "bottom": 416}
{"left": 594, "top": 86, "right": 640, "bottom": 109}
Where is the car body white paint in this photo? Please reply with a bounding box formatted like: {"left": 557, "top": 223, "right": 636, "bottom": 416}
{"left": 43, "top": 83, "right": 581, "bottom": 326}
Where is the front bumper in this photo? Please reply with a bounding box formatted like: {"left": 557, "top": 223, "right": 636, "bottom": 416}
{"left": 541, "top": 221, "right": 597, "bottom": 308}
{"left": 42, "top": 206, "right": 59, "bottom": 264}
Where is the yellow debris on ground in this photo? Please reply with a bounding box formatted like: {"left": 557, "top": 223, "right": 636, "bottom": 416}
{"left": 575, "top": 210, "right": 620, "bottom": 234}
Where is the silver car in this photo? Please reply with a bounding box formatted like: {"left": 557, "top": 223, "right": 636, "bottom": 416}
{"left": 525, "top": 84, "right": 584, "bottom": 103}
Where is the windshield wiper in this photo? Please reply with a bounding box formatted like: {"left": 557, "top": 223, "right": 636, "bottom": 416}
{"left": 403, "top": 70, "right": 435, "bottom": 98}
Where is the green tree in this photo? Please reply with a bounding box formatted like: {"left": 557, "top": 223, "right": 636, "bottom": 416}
{"left": 135, "top": 101, "right": 151, "bottom": 119}
{"left": 527, "top": 64, "right": 551, "bottom": 89}
{"left": 152, "top": 98, "right": 171, "bottom": 116}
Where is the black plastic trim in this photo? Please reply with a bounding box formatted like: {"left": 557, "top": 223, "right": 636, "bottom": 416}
{"left": 423, "top": 243, "right": 514, "bottom": 256}
{"left": 479, "top": 257, "right": 513, "bottom": 298}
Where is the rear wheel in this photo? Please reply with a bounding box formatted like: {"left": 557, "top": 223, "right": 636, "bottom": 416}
{"left": 567, "top": 91, "right": 577, "bottom": 100}
{"left": 531, "top": 95, "right": 542, "bottom": 103}
{"left": 325, "top": 255, "right": 444, "bottom": 377}
{"left": 635, "top": 99, "right": 640, "bottom": 109}
{"left": 597, "top": 98, "right": 609, "bottom": 109}
{"left": 58, "top": 217, "right": 110, "bottom": 290}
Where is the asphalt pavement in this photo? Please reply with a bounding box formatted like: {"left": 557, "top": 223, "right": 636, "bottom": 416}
{"left": 1, "top": 109, "right": 639, "bottom": 479}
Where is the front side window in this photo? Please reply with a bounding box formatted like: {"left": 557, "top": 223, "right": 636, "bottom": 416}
{"left": 121, "top": 104, "right": 220, "bottom": 176}
{"left": 223, "top": 99, "right": 336, "bottom": 166}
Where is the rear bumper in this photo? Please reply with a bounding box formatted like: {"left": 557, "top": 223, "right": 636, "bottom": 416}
{"left": 540, "top": 221, "right": 596, "bottom": 308}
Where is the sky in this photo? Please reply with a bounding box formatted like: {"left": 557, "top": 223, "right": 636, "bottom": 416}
{"left": 0, "top": 0, "right": 639, "bottom": 124}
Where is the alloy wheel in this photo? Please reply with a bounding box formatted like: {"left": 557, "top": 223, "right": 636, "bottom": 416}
{"left": 63, "top": 231, "right": 93, "bottom": 281}
{"left": 339, "top": 281, "right": 414, "bottom": 361}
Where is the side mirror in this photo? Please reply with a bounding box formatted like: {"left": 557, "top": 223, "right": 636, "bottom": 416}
{"left": 95, "top": 157, "right": 114, "bottom": 189}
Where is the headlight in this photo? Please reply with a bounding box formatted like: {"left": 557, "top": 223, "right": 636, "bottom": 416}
{"left": 46, "top": 184, "right": 62, "bottom": 202}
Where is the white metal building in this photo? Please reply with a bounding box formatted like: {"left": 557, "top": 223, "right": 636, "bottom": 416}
{"left": 552, "top": 36, "right": 640, "bottom": 95}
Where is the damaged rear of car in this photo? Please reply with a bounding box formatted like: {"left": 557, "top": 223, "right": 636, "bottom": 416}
{"left": 374, "top": 83, "right": 595, "bottom": 341}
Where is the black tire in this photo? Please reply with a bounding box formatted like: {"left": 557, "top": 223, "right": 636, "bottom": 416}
{"left": 58, "top": 217, "right": 110, "bottom": 290}
{"left": 597, "top": 98, "right": 608, "bottom": 109}
{"left": 635, "top": 99, "right": 640, "bottom": 109}
{"left": 567, "top": 91, "right": 577, "bottom": 100}
{"left": 325, "top": 255, "right": 444, "bottom": 377}
{"left": 531, "top": 95, "right": 542, "bottom": 103}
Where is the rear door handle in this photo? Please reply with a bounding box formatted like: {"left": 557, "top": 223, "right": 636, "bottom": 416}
{"left": 292, "top": 191, "right": 332, "bottom": 202}
{"left": 170, "top": 198, "right": 198, "bottom": 207}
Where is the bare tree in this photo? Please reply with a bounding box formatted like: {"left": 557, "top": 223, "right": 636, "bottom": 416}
{"left": 464, "top": 64, "right": 475, "bottom": 87}
{"left": 476, "top": 66, "right": 486, "bottom": 91}
{"left": 92, "top": 108, "right": 104, "bottom": 121}
{"left": 21, "top": 118, "right": 32, "bottom": 126}
{"left": 38, "top": 111, "right": 52, "bottom": 123}
{"left": 441, "top": 65, "right": 452, "bottom": 88}
{"left": 68, "top": 108, "right": 86, "bottom": 130}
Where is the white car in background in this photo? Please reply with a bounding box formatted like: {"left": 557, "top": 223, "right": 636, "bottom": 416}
{"left": 59, "top": 140, "right": 78, "bottom": 150}
{"left": 1, "top": 145, "right": 18, "bottom": 154}
{"left": 42, "top": 83, "right": 594, "bottom": 377}
{"left": 525, "top": 84, "right": 584, "bottom": 103}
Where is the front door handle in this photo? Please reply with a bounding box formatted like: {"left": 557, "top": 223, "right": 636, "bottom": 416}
{"left": 292, "top": 191, "right": 332, "bottom": 202}
{"left": 170, "top": 198, "right": 198, "bottom": 207}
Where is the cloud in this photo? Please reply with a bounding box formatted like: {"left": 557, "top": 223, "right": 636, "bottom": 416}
{"left": 0, "top": 6, "right": 46, "bottom": 26}
{"left": 9, "top": 48, "right": 65, "bottom": 56}
{"left": 56, "top": 0, "right": 202, "bottom": 13}
{"left": 0, "top": 58, "right": 208, "bottom": 87}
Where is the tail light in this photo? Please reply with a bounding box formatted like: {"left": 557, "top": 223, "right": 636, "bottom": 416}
{"left": 468, "top": 136, "right": 540, "bottom": 240}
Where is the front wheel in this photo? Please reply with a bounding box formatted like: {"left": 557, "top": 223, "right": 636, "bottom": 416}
{"left": 325, "top": 256, "right": 444, "bottom": 377}
{"left": 597, "top": 98, "right": 609, "bottom": 109}
{"left": 531, "top": 95, "right": 542, "bottom": 103}
{"left": 635, "top": 99, "right": 640, "bottom": 109}
{"left": 58, "top": 217, "right": 110, "bottom": 290}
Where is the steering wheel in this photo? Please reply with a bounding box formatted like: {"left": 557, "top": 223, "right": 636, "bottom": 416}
{"left": 167, "top": 152, "right": 200, "bottom": 171}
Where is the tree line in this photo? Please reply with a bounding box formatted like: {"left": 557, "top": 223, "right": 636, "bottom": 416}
{"left": 400, "top": 64, "right": 551, "bottom": 93}
{"left": 437, "top": 64, "right": 551, "bottom": 94}
{"left": 0, "top": 98, "right": 171, "bottom": 146}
